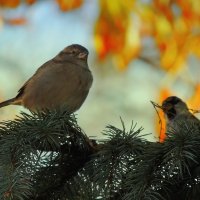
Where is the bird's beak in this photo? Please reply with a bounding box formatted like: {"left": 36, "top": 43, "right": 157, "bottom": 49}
{"left": 78, "top": 52, "right": 88, "bottom": 60}
{"left": 150, "top": 100, "right": 173, "bottom": 113}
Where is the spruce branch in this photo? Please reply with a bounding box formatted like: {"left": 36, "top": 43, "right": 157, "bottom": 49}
{"left": 1, "top": 109, "right": 200, "bottom": 200}
{"left": 123, "top": 121, "right": 200, "bottom": 200}
{"left": 0, "top": 110, "right": 95, "bottom": 200}
{"left": 64, "top": 120, "right": 148, "bottom": 200}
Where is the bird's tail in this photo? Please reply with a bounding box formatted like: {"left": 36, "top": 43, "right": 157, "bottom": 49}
{"left": 0, "top": 98, "right": 16, "bottom": 108}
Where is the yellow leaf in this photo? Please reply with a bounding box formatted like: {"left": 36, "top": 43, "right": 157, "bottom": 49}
{"left": 174, "top": 17, "right": 188, "bottom": 35}
{"left": 116, "top": 21, "right": 141, "bottom": 70}
{"left": 155, "top": 15, "right": 172, "bottom": 37}
{"left": 160, "top": 39, "right": 178, "bottom": 70}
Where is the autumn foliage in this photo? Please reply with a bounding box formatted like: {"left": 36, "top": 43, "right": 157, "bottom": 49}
{"left": 1, "top": 0, "right": 200, "bottom": 68}
{"left": 1, "top": 0, "right": 200, "bottom": 141}
{"left": 0, "top": 0, "right": 35, "bottom": 7}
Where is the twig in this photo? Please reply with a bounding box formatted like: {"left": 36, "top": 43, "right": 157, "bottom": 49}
{"left": 150, "top": 101, "right": 164, "bottom": 141}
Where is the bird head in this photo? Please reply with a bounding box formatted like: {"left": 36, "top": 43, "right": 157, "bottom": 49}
{"left": 62, "top": 44, "right": 89, "bottom": 61}
{"left": 161, "top": 96, "right": 188, "bottom": 120}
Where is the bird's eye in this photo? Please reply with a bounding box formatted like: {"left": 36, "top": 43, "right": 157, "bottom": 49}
{"left": 71, "top": 50, "right": 76, "bottom": 54}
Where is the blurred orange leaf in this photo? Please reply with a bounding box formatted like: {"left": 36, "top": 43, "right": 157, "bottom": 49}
{"left": 153, "top": 0, "right": 173, "bottom": 22}
{"left": 0, "top": 0, "right": 20, "bottom": 8}
{"left": 116, "top": 22, "right": 140, "bottom": 70}
{"left": 94, "top": 0, "right": 138, "bottom": 69}
{"left": 56, "top": 0, "right": 83, "bottom": 11}
{"left": 5, "top": 17, "right": 27, "bottom": 25}
{"left": 0, "top": 0, "right": 199, "bottom": 76}
{"left": 26, "top": 0, "right": 36, "bottom": 5}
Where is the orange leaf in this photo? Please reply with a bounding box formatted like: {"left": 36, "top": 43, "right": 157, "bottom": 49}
{"left": 94, "top": 0, "right": 136, "bottom": 68}
{"left": 153, "top": 0, "right": 173, "bottom": 22}
{"left": 56, "top": 0, "right": 83, "bottom": 11}
{"left": 94, "top": 12, "right": 127, "bottom": 60}
{"left": 26, "top": 0, "right": 36, "bottom": 5}
{"left": 5, "top": 17, "right": 27, "bottom": 25}
{"left": 0, "top": 0, "right": 20, "bottom": 8}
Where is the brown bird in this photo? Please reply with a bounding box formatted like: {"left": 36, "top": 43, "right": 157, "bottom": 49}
{"left": 161, "top": 96, "right": 199, "bottom": 132}
{"left": 0, "top": 44, "right": 93, "bottom": 113}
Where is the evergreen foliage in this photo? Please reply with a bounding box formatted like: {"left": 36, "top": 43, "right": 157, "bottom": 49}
{"left": 0, "top": 110, "right": 200, "bottom": 200}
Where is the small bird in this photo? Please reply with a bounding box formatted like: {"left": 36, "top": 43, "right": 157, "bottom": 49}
{"left": 0, "top": 44, "right": 93, "bottom": 112}
{"left": 161, "top": 96, "right": 199, "bottom": 132}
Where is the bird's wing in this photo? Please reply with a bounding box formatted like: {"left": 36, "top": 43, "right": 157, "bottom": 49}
{"left": 15, "top": 60, "right": 52, "bottom": 100}
{"left": 15, "top": 59, "right": 92, "bottom": 110}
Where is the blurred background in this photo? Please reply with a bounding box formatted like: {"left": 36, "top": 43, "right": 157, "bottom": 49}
{"left": 0, "top": 0, "right": 200, "bottom": 141}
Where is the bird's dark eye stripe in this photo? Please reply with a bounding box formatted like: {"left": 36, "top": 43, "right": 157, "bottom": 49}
{"left": 167, "top": 107, "right": 176, "bottom": 120}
